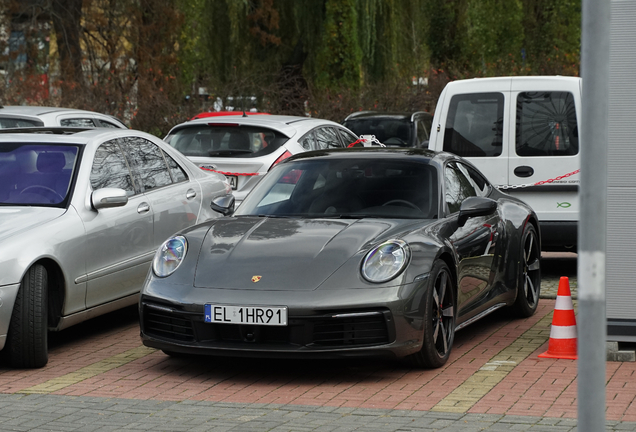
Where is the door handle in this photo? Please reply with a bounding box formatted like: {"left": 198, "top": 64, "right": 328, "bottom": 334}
{"left": 137, "top": 202, "right": 150, "bottom": 214}
{"left": 186, "top": 189, "right": 197, "bottom": 199}
{"left": 514, "top": 166, "right": 534, "bottom": 178}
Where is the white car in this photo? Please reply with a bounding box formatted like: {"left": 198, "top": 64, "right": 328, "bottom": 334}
{"left": 0, "top": 106, "right": 127, "bottom": 129}
{"left": 0, "top": 128, "right": 231, "bottom": 368}
{"left": 164, "top": 115, "right": 361, "bottom": 205}
{"left": 428, "top": 76, "right": 581, "bottom": 251}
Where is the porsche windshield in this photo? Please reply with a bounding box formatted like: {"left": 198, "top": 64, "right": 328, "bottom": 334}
{"left": 236, "top": 157, "right": 439, "bottom": 219}
{"left": 0, "top": 143, "right": 80, "bottom": 207}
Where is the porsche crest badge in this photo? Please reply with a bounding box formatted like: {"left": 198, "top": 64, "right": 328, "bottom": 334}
{"left": 251, "top": 275, "right": 262, "bottom": 283}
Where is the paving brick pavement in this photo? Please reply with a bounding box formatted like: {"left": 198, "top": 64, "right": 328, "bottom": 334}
{"left": 1, "top": 252, "right": 635, "bottom": 431}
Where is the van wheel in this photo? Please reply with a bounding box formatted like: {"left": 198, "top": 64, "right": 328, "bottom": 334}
{"left": 5, "top": 264, "right": 49, "bottom": 368}
{"left": 512, "top": 224, "right": 541, "bottom": 317}
{"left": 409, "top": 260, "right": 455, "bottom": 368}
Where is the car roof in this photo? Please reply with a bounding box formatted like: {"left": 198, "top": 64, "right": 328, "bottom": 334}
{"left": 284, "top": 146, "right": 447, "bottom": 163}
{"left": 446, "top": 75, "right": 581, "bottom": 87}
{"left": 168, "top": 114, "right": 347, "bottom": 139}
{"left": 190, "top": 111, "right": 270, "bottom": 120}
{"left": 0, "top": 106, "right": 112, "bottom": 117}
{"left": 343, "top": 111, "right": 432, "bottom": 122}
{"left": 0, "top": 127, "right": 156, "bottom": 146}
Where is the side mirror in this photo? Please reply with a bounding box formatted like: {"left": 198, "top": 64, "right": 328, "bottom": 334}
{"left": 211, "top": 194, "right": 235, "bottom": 216}
{"left": 91, "top": 188, "right": 128, "bottom": 210}
{"left": 457, "top": 196, "right": 497, "bottom": 227}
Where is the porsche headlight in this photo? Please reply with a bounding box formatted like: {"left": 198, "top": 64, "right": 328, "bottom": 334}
{"left": 361, "top": 239, "right": 410, "bottom": 283}
{"left": 153, "top": 236, "right": 188, "bottom": 278}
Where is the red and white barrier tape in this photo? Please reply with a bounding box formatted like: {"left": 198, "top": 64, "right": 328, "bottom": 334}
{"left": 200, "top": 167, "right": 260, "bottom": 176}
{"left": 498, "top": 169, "right": 580, "bottom": 190}
{"left": 348, "top": 135, "right": 385, "bottom": 148}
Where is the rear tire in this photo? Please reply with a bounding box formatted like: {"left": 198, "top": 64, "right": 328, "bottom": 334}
{"left": 511, "top": 224, "right": 541, "bottom": 317}
{"left": 5, "top": 264, "right": 49, "bottom": 368}
{"left": 409, "top": 260, "right": 455, "bottom": 368}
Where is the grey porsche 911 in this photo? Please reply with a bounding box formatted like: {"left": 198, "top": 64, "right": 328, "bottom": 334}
{"left": 139, "top": 148, "right": 541, "bottom": 368}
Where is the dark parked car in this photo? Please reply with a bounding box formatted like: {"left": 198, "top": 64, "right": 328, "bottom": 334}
{"left": 343, "top": 111, "right": 433, "bottom": 148}
{"left": 139, "top": 147, "right": 541, "bottom": 368}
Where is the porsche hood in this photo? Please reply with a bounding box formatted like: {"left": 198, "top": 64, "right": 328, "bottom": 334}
{"left": 193, "top": 217, "right": 415, "bottom": 290}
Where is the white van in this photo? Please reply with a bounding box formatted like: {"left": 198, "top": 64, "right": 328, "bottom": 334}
{"left": 428, "top": 76, "right": 581, "bottom": 251}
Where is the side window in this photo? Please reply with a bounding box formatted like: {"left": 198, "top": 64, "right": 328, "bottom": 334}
{"left": 60, "top": 118, "right": 97, "bottom": 127}
{"left": 97, "top": 120, "right": 122, "bottom": 128}
{"left": 163, "top": 150, "right": 188, "bottom": 183}
{"left": 120, "top": 137, "right": 172, "bottom": 191}
{"left": 299, "top": 131, "right": 316, "bottom": 150}
{"left": 338, "top": 128, "right": 359, "bottom": 147}
{"left": 90, "top": 139, "right": 136, "bottom": 196}
{"left": 516, "top": 91, "right": 579, "bottom": 156}
{"left": 444, "top": 163, "right": 477, "bottom": 214}
{"left": 443, "top": 93, "right": 504, "bottom": 157}
{"left": 416, "top": 120, "right": 428, "bottom": 145}
{"left": 456, "top": 163, "right": 490, "bottom": 197}
{"left": 314, "top": 127, "right": 342, "bottom": 149}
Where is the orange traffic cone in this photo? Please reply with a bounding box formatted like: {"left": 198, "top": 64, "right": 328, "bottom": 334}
{"left": 538, "top": 276, "right": 578, "bottom": 360}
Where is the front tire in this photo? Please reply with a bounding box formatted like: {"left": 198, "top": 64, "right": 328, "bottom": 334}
{"left": 5, "top": 264, "right": 49, "bottom": 368}
{"left": 410, "top": 260, "right": 455, "bottom": 368}
{"left": 511, "top": 224, "right": 541, "bottom": 317}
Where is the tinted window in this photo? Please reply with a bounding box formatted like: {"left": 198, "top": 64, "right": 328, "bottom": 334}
{"left": 516, "top": 91, "right": 578, "bottom": 156}
{"left": 314, "top": 127, "right": 343, "bottom": 149}
{"left": 344, "top": 117, "right": 412, "bottom": 147}
{"left": 164, "top": 150, "right": 188, "bottom": 182}
{"left": 61, "top": 118, "right": 97, "bottom": 127}
{"left": 443, "top": 93, "right": 504, "bottom": 157}
{"left": 121, "top": 137, "right": 172, "bottom": 191}
{"left": 236, "top": 158, "right": 438, "bottom": 219}
{"left": 97, "top": 120, "right": 122, "bottom": 128}
{"left": 456, "top": 163, "right": 489, "bottom": 197}
{"left": 90, "top": 140, "right": 136, "bottom": 195}
{"left": 416, "top": 116, "right": 432, "bottom": 145}
{"left": 444, "top": 163, "right": 478, "bottom": 214}
{"left": 0, "top": 117, "right": 44, "bottom": 128}
{"left": 165, "top": 125, "right": 288, "bottom": 158}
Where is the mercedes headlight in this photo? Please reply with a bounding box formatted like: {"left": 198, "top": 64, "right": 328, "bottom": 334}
{"left": 361, "top": 239, "right": 410, "bottom": 283}
{"left": 153, "top": 236, "right": 188, "bottom": 278}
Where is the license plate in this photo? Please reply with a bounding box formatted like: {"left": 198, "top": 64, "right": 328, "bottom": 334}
{"left": 204, "top": 304, "right": 288, "bottom": 326}
{"left": 227, "top": 175, "right": 238, "bottom": 190}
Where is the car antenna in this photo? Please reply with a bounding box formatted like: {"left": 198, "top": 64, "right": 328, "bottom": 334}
{"left": 242, "top": 95, "right": 247, "bottom": 117}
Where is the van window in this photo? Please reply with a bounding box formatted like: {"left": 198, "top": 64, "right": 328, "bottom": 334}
{"left": 443, "top": 93, "right": 504, "bottom": 157}
{"left": 516, "top": 92, "right": 579, "bottom": 156}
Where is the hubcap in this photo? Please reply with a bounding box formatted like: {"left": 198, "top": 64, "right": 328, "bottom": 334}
{"left": 432, "top": 269, "right": 454, "bottom": 357}
{"left": 522, "top": 230, "right": 541, "bottom": 307}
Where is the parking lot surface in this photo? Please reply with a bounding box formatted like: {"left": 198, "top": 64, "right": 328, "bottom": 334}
{"left": 1, "top": 252, "right": 636, "bottom": 431}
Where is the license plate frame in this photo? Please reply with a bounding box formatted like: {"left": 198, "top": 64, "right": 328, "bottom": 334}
{"left": 204, "top": 304, "right": 288, "bottom": 326}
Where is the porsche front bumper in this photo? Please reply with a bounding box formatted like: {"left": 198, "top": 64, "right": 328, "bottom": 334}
{"left": 139, "top": 280, "right": 429, "bottom": 360}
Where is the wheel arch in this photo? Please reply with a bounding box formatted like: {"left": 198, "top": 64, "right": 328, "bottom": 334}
{"left": 32, "top": 258, "right": 65, "bottom": 329}
{"left": 526, "top": 216, "right": 541, "bottom": 253}
{"left": 436, "top": 251, "right": 458, "bottom": 306}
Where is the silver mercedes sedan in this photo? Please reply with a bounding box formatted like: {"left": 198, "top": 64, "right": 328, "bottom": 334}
{"left": 0, "top": 128, "right": 232, "bottom": 368}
